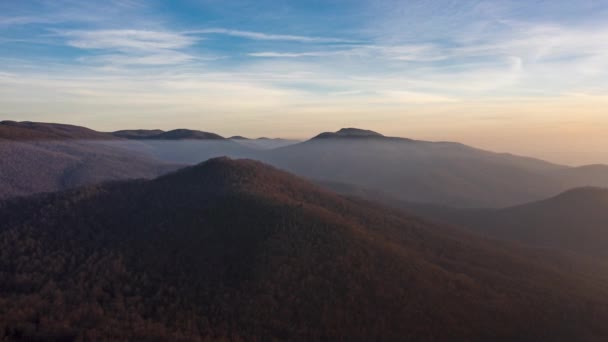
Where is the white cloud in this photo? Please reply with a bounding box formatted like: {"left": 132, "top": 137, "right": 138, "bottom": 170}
{"left": 78, "top": 52, "right": 196, "bottom": 66}
{"left": 52, "top": 29, "right": 200, "bottom": 66}
{"left": 186, "top": 28, "right": 359, "bottom": 43}
{"left": 249, "top": 44, "right": 448, "bottom": 61}
{"left": 58, "top": 29, "right": 197, "bottom": 51}
{"left": 0, "top": 15, "right": 58, "bottom": 26}
{"left": 248, "top": 51, "right": 343, "bottom": 58}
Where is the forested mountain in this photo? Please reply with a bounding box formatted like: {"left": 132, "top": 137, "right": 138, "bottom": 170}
{"left": 0, "top": 121, "right": 116, "bottom": 140}
{"left": 0, "top": 122, "right": 178, "bottom": 200}
{"left": 1, "top": 158, "right": 607, "bottom": 341}
{"left": 112, "top": 128, "right": 225, "bottom": 140}
{"left": 401, "top": 187, "right": 608, "bottom": 258}
{"left": 3, "top": 121, "right": 608, "bottom": 209}
{"left": 0, "top": 140, "right": 178, "bottom": 200}
{"left": 111, "top": 129, "right": 166, "bottom": 139}
{"left": 262, "top": 128, "right": 608, "bottom": 207}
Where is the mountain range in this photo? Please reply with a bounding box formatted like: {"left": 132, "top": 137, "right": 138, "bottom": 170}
{"left": 0, "top": 121, "right": 179, "bottom": 200}
{"left": 3, "top": 121, "right": 608, "bottom": 209}
{"left": 262, "top": 128, "right": 608, "bottom": 207}
{"left": 112, "top": 128, "right": 224, "bottom": 140}
{"left": 1, "top": 157, "right": 607, "bottom": 340}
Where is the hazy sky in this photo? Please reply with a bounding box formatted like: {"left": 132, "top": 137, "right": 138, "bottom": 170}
{"left": 1, "top": 0, "right": 607, "bottom": 165}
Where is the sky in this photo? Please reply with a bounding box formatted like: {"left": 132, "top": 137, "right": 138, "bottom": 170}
{"left": 1, "top": 0, "right": 607, "bottom": 165}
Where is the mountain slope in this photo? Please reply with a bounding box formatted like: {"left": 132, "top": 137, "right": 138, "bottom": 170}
{"left": 262, "top": 128, "right": 570, "bottom": 207}
{"left": 0, "top": 121, "right": 116, "bottom": 140}
{"left": 404, "top": 187, "right": 608, "bottom": 258}
{"left": 0, "top": 122, "right": 178, "bottom": 200}
{"left": 1, "top": 158, "right": 607, "bottom": 340}
{"left": 552, "top": 165, "right": 608, "bottom": 188}
{"left": 261, "top": 128, "right": 608, "bottom": 208}
{"left": 313, "top": 127, "right": 406, "bottom": 140}
{"left": 0, "top": 140, "right": 178, "bottom": 200}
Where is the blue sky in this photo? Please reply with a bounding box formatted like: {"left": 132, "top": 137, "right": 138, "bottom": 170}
{"left": 1, "top": 0, "right": 607, "bottom": 164}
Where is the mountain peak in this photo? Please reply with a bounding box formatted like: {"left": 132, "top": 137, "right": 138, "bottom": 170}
{"left": 313, "top": 128, "right": 384, "bottom": 139}
{"left": 337, "top": 128, "right": 384, "bottom": 136}
{"left": 112, "top": 128, "right": 225, "bottom": 140}
{"left": 156, "top": 157, "right": 320, "bottom": 197}
{"left": 310, "top": 128, "right": 414, "bottom": 142}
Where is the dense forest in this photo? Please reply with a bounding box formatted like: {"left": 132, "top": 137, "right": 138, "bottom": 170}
{"left": 1, "top": 158, "right": 608, "bottom": 341}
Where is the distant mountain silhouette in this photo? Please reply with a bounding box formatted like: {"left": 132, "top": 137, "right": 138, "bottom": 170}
{"left": 3, "top": 122, "right": 608, "bottom": 208}
{"left": 313, "top": 127, "right": 412, "bottom": 141}
{"left": 263, "top": 128, "right": 573, "bottom": 207}
{"left": 231, "top": 136, "right": 300, "bottom": 150}
{"left": 0, "top": 121, "right": 116, "bottom": 140}
{"left": 259, "top": 128, "right": 608, "bottom": 207}
{"left": 112, "top": 129, "right": 165, "bottom": 139}
{"left": 112, "top": 128, "right": 224, "bottom": 140}
{"left": 229, "top": 135, "right": 249, "bottom": 140}
{"left": 1, "top": 158, "right": 608, "bottom": 340}
{"left": 402, "top": 187, "right": 608, "bottom": 258}
{"left": 0, "top": 122, "right": 178, "bottom": 200}
{"left": 552, "top": 165, "right": 608, "bottom": 188}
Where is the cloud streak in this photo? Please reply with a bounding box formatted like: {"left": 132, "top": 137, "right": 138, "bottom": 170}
{"left": 186, "top": 28, "right": 360, "bottom": 43}
{"left": 51, "top": 29, "right": 200, "bottom": 66}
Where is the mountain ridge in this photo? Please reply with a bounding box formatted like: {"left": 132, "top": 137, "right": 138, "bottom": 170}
{"left": 312, "top": 127, "right": 414, "bottom": 141}
{"left": 0, "top": 121, "right": 117, "bottom": 140}
{"left": 395, "top": 186, "right": 608, "bottom": 258}
{"left": 112, "top": 128, "right": 225, "bottom": 140}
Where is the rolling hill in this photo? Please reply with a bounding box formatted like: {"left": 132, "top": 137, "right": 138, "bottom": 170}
{"left": 1, "top": 158, "right": 607, "bottom": 340}
{"left": 402, "top": 187, "right": 608, "bottom": 258}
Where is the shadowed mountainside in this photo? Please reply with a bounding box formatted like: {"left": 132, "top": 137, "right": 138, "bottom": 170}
{"left": 0, "top": 140, "right": 178, "bottom": 200}
{"left": 400, "top": 187, "right": 608, "bottom": 258}
{"left": 0, "top": 122, "right": 179, "bottom": 200}
{"left": 1, "top": 158, "right": 607, "bottom": 340}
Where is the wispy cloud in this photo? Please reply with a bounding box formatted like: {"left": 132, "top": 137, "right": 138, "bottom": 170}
{"left": 0, "top": 0, "right": 150, "bottom": 27}
{"left": 186, "top": 28, "right": 360, "bottom": 43}
{"left": 57, "top": 29, "right": 197, "bottom": 51}
{"left": 52, "top": 29, "right": 200, "bottom": 66}
{"left": 78, "top": 52, "right": 196, "bottom": 66}
{"left": 0, "top": 15, "right": 59, "bottom": 26}
{"left": 249, "top": 44, "right": 448, "bottom": 61}
{"left": 248, "top": 51, "right": 343, "bottom": 58}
